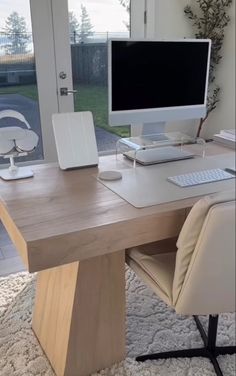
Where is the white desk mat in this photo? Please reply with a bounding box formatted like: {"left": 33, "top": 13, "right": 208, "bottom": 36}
{"left": 97, "top": 154, "right": 235, "bottom": 208}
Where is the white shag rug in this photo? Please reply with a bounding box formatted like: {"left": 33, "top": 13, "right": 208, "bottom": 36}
{"left": 0, "top": 268, "right": 235, "bottom": 376}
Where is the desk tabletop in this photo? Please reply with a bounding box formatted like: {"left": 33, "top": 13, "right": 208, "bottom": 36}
{"left": 0, "top": 142, "right": 233, "bottom": 272}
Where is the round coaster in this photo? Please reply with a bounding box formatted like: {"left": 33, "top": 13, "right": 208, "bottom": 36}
{"left": 98, "top": 170, "right": 122, "bottom": 181}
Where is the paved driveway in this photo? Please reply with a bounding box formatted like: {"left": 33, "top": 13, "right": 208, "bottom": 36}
{"left": 0, "top": 93, "right": 120, "bottom": 163}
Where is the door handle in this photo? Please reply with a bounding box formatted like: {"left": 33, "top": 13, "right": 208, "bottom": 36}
{"left": 60, "top": 87, "right": 77, "bottom": 96}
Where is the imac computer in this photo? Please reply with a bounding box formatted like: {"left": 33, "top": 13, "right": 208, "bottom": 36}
{"left": 108, "top": 39, "right": 211, "bottom": 131}
{"left": 108, "top": 39, "right": 211, "bottom": 164}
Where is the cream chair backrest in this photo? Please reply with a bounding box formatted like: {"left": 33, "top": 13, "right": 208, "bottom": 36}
{"left": 172, "top": 190, "right": 235, "bottom": 315}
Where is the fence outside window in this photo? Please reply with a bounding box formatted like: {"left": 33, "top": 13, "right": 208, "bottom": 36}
{"left": 0, "top": 31, "right": 128, "bottom": 87}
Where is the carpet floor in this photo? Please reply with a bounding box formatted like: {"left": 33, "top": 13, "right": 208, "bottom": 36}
{"left": 0, "top": 268, "right": 235, "bottom": 376}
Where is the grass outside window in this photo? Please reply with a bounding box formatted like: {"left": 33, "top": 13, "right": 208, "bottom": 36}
{"left": 0, "top": 84, "right": 130, "bottom": 138}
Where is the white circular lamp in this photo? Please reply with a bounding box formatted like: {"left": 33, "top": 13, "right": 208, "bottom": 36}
{"left": 0, "top": 110, "right": 39, "bottom": 181}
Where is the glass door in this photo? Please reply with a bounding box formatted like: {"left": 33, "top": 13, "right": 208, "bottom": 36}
{"left": 50, "top": 0, "right": 151, "bottom": 154}
{"left": 51, "top": 0, "right": 157, "bottom": 152}
{"left": 0, "top": 0, "right": 150, "bottom": 165}
{"left": 50, "top": 0, "right": 132, "bottom": 154}
{"left": 68, "top": 0, "right": 131, "bottom": 153}
{"left": 0, "top": 0, "right": 44, "bottom": 163}
{"left": 0, "top": 0, "right": 64, "bottom": 164}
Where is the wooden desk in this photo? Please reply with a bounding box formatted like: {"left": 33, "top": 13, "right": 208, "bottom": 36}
{"left": 0, "top": 143, "right": 233, "bottom": 376}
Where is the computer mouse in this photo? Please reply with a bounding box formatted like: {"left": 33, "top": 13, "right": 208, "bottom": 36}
{"left": 98, "top": 170, "right": 122, "bottom": 181}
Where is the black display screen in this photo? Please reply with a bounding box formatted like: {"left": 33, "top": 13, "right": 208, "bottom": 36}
{"left": 111, "top": 41, "right": 210, "bottom": 111}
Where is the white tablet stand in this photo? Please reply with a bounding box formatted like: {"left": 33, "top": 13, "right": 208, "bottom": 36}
{"left": 52, "top": 111, "right": 99, "bottom": 170}
{"left": 0, "top": 110, "right": 39, "bottom": 181}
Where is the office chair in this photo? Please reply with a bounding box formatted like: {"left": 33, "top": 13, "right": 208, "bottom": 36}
{"left": 126, "top": 190, "right": 236, "bottom": 376}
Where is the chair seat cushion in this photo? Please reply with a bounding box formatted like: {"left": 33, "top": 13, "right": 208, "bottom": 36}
{"left": 173, "top": 190, "right": 235, "bottom": 305}
{"left": 126, "top": 243, "right": 176, "bottom": 305}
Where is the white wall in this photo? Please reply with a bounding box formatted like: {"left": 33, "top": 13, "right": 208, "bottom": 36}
{"left": 154, "top": 0, "right": 235, "bottom": 139}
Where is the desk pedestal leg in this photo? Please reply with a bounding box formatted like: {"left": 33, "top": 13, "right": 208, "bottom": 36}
{"left": 32, "top": 250, "right": 126, "bottom": 376}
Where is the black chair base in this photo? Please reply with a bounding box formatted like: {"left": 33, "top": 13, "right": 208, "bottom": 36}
{"left": 136, "top": 315, "right": 236, "bottom": 376}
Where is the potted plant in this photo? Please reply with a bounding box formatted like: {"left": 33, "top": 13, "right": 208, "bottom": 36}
{"left": 184, "top": 0, "right": 233, "bottom": 138}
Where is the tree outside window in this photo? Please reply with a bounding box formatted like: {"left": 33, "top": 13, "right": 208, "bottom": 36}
{"left": 79, "top": 5, "right": 93, "bottom": 43}
{"left": 69, "top": 11, "right": 80, "bottom": 44}
{"left": 3, "top": 11, "right": 30, "bottom": 55}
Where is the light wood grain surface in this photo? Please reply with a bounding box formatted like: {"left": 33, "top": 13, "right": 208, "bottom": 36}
{"left": 0, "top": 143, "right": 233, "bottom": 273}
{"left": 32, "top": 251, "right": 126, "bottom": 376}
{"left": 0, "top": 142, "right": 234, "bottom": 376}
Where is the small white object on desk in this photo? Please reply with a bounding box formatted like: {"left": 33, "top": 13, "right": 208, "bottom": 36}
{"left": 98, "top": 170, "right": 122, "bottom": 181}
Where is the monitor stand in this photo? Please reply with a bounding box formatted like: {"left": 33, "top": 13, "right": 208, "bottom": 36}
{"left": 126, "top": 121, "right": 195, "bottom": 165}
{"left": 141, "top": 122, "right": 169, "bottom": 143}
{"left": 141, "top": 122, "right": 166, "bottom": 136}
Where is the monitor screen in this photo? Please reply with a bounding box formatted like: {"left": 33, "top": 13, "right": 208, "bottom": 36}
{"left": 108, "top": 39, "right": 211, "bottom": 126}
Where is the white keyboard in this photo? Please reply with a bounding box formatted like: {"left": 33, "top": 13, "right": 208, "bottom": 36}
{"left": 168, "top": 168, "right": 235, "bottom": 187}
